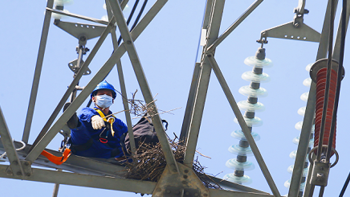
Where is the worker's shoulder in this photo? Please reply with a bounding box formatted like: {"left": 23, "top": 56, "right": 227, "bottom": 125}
{"left": 79, "top": 107, "right": 96, "bottom": 113}
{"left": 78, "top": 107, "right": 98, "bottom": 118}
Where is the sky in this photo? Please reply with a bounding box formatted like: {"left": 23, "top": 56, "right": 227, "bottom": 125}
{"left": 1, "top": 0, "right": 350, "bottom": 196}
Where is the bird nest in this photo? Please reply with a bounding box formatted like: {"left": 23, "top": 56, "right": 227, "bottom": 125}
{"left": 123, "top": 139, "right": 222, "bottom": 189}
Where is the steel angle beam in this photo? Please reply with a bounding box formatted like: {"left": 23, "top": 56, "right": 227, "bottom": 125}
{"left": 106, "top": 1, "right": 137, "bottom": 155}
{"left": 183, "top": 0, "right": 226, "bottom": 167}
{"left": 0, "top": 141, "right": 126, "bottom": 177}
{"left": 0, "top": 107, "right": 24, "bottom": 177}
{"left": 0, "top": 164, "right": 156, "bottom": 195}
{"left": 180, "top": 63, "right": 201, "bottom": 143}
{"left": 180, "top": 0, "right": 215, "bottom": 146}
{"left": 207, "top": 175, "right": 270, "bottom": 194}
{"left": 261, "top": 21, "right": 321, "bottom": 42}
{"left": 209, "top": 188, "right": 274, "bottom": 197}
{"left": 22, "top": 0, "right": 54, "bottom": 144}
{"left": 107, "top": 0, "right": 178, "bottom": 172}
{"left": 332, "top": 0, "right": 350, "bottom": 61}
{"left": 27, "top": 22, "right": 115, "bottom": 161}
{"left": 207, "top": 0, "right": 263, "bottom": 51}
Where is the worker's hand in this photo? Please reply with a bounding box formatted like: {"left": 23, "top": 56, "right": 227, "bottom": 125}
{"left": 91, "top": 115, "right": 105, "bottom": 130}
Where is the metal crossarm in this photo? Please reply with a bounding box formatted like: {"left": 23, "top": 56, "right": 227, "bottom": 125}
{"left": 0, "top": 164, "right": 156, "bottom": 194}
{"left": 0, "top": 107, "right": 24, "bottom": 177}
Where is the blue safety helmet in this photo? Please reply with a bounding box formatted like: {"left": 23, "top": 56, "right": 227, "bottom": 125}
{"left": 91, "top": 80, "right": 117, "bottom": 99}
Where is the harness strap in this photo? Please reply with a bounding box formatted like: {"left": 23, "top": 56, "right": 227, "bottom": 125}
{"left": 94, "top": 108, "right": 116, "bottom": 137}
{"left": 41, "top": 148, "right": 71, "bottom": 165}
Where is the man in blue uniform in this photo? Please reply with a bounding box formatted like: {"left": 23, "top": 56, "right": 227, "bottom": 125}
{"left": 66, "top": 80, "right": 128, "bottom": 160}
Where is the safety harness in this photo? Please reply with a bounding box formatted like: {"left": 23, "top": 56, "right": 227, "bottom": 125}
{"left": 68, "top": 108, "right": 117, "bottom": 154}
{"left": 94, "top": 108, "right": 116, "bottom": 142}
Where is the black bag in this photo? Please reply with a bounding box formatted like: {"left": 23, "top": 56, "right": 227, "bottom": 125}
{"left": 124, "top": 116, "right": 168, "bottom": 153}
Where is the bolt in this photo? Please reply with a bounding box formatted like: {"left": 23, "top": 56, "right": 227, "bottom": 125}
{"left": 183, "top": 175, "right": 188, "bottom": 179}
{"left": 16, "top": 171, "right": 22, "bottom": 176}
{"left": 294, "top": 22, "right": 300, "bottom": 27}
{"left": 12, "top": 161, "right": 18, "bottom": 165}
{"left": 25, "top": 173, "right": 31, "bottom": 177}
{"left": 24, "top": 161, "right": 30, "bottom": 166}
{"left": 184, "top": 169, "right": 189, "bottom": 173}
{"left": 316, "top": 173, "right": 324, "bottom": 181}
{"left": 182, "top": 180, "right": 187, "bottom": 185}
{"left": 6, "top": 170, "right": 13, "bottom": 175}
{"left": 207, "top": 54, "right": 212, "bottom": 57}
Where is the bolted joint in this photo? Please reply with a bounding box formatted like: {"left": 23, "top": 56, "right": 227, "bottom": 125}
{"left": 206, "top": 52, "right": 214, "bottom": 58}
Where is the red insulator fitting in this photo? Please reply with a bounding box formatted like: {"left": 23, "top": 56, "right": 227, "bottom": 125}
{"left": 310, "top": 59, "right": 345, "bottom": 157}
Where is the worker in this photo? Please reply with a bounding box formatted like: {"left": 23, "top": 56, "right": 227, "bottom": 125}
{"left": 65, "top": 80, "right": 128, "bottom": 160}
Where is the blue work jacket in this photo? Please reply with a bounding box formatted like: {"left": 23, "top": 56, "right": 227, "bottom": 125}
{"left": 70, "top": 107, "right": 128, "bottom": 159}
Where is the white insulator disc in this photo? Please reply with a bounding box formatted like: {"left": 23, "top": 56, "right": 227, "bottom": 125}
{"left": 293, "top": 137, "right": 314, "bottom": 146}
{"left": 298, "top": 107, "right": 306, "bottom": 116}
{"left": 241, "top": 71, "right": 270, "bottom": 83}
{"left": 295, "top": 121, "right": 315, "bottom": 131}
{"left": 244, "top": 56, "right": 273, "bottom": 68}
{"left": 295, "top": 121, "right": 303, "bottom": 131}
{"left": 285, "top": 179, "right": 306, "bottom": 191}
{"left": 239, "top": 86, "right": 268, "bottom": 97}
{"left": 237, "top": 100, "right": 265, "bottom": 112}
{"left": 225, "top": 158, "right": 255, "bottom": 170}
{"left": 306, "top": 63, "right": 313, "bottom": 71}
{"left": 231, "top": 130, "right": 260, "bottom": 141}
{"left": 303, "top": 78, "right": 312, "bottom": 87}
{"left": 300, "top": 92, "right": 309, "bottom": 101}
{"left": 101, "top": 15, "right": 108, "bottom": 21}
{"left": 52, "top": 9, "right": 70, "bottom": 19}
{"left": 289, "top": 150, "right": 297, "bottom": 159}
{"left": 284, "top": 180, "right": 291, "bottom": 188}
{"left": 223, "top": 173, "right": 252, "bottom": 184}
{"left": 287, "top": 165, "right": 310, "bottom": 177}
{"left": 228, "top": 145, "right": 253, "bottom": 155}
{"left": 234, "top": 116, "right": 263, "bottom": 127}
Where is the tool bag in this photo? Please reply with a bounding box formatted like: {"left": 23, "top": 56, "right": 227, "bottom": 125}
{"left": 124, "top": 115, "right": 168, "bottom": 153}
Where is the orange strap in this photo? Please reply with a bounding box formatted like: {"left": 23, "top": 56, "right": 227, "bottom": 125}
{"left": 40, "top": 148, "right": 72, "bottom": 165}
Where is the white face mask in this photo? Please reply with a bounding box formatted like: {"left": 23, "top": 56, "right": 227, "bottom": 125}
{"left": 94, "top": 95, "right": 113, "bottom": 108}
